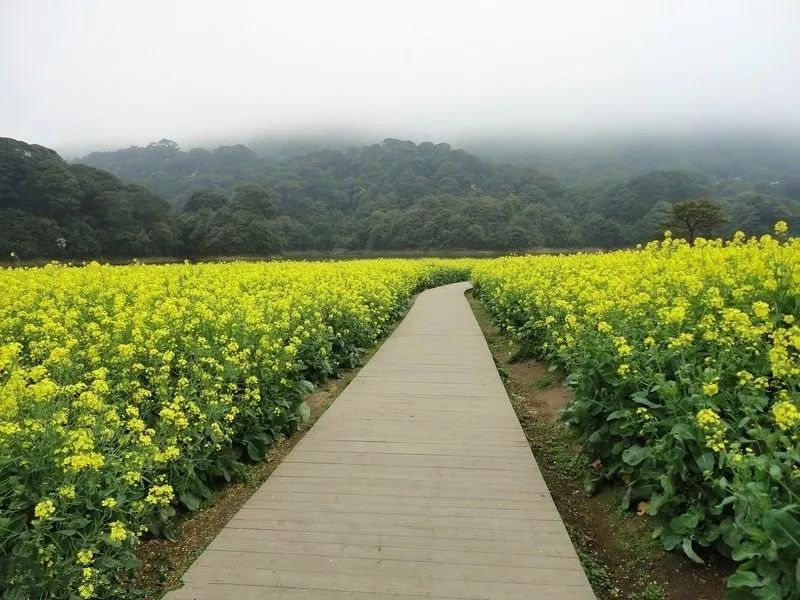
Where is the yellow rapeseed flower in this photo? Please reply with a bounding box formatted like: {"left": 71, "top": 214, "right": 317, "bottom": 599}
{"left": 57, "top": 485, "right": 76, "bottom": 499}
{"left": 33, "top": 499, "right": 56, "bottom": 521}
{"left": 145, "top": 484, "right": 174, "bottom": 506}
{"left": 108, "top": 521, "right": 128, "bottom": 542}
{"left": 696, "top": 409, "right": 726, "bottom": 453}
{"left": 752, "top": 301, "right": 771, "bottom": 320}
{"left": 773, "top": 400, "right": 800, "bottom": 431}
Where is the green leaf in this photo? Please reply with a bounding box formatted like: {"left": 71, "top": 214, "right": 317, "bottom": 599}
{"left": 163, "top": 525, "right": 179, "bottom": 542}
{"left": 726, "top": 569, "right": 763, "bottom": 589}
{"left": 763, "top": 507, "right": 800, "bottom": 549}
{"left": 661, "top": 528, "right": 682, "bottom": 551}
{"left": 670, "top": 511, "right": 700, "bottom": 534}
{"left": 724, "top": 591, "right": 765, "bottom": 600}
{"left": 246, "top": 440, "right": 265, "bottom": 461}
{"left": 582, "top": 474, "right": 600, "bottom": 496}
{"left": 649, "top": 494, "right": 668, "bottom": 516}
{"left": 297, "top": 379, "right": 315, "bottom": 394}
{"left": 670, "top": 423, "right": 696, "bottom": 440}
{"left": 622, "top": 445, "right": 652, "bottom": 466}
{"left": 57, "top": 529, "right": 78, "bottom": 537}
{"left": 605, "top": 409, "right": 628, "bottom": 421}
{"left": 796, "top": 557, "right": 800, "bottom": 590}
{"left": 659, "top": 474, "right": 675, "bottom": 496}
{"left": 299, "top": 401, "right": 311, "bottom": 423}
{"left": 631, "top": 392, "right": 660, "bottom": 408}
{"left": 189, "top": 476, "right": 212, "bottom": 499}
{"left": 695, "top": 452, "right": 714, "bottom": 472}
{"left": 179, "top": 492, "right": 201, "bottom": 511}
{"left": 682, "top": 538, "right": 705, "bottom": 564}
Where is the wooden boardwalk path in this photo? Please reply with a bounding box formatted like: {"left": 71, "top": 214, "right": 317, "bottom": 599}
{"left": 166, "top": 282, "right": 594, "bottom": 600}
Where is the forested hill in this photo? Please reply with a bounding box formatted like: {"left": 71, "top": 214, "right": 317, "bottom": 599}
{"left": 78, "top": 138, "right": 579, "bottom": 251}
{"left": 0, "top": 137, "right": 175, "bottom": 258}
{"left": 79, "top": 138, "right": 566, "bottom": 208}
{"left": 2, "top": 136, "right": 799, "bottom": 259}
{"left": 78, "top": 137, "right": 800, "bottom": 247}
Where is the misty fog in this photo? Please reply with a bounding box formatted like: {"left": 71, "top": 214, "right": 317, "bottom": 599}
{"left": 2, "top": 0, "right": 799, "bottom": 154}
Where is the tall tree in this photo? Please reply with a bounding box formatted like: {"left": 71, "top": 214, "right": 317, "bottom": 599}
{"left": 664, "top": 198, "right": 726, "bottom": 244}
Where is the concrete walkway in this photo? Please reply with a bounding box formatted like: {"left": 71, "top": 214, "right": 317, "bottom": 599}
{"left": 166, "top": 282, "right": 594, "bottom": 600}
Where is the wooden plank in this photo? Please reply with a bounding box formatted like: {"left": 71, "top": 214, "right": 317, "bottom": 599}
{"left": 187, "top": 551, "right": 590, "bottom": 585}
{"left": 176, "top": 570, "right": 595, "bottom": 600}
{"left": 213, "top": 527, "right": 580, "bottom": 556}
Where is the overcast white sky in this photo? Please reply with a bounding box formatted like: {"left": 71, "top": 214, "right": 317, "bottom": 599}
{"left": 1, "top": 0, "right": 799, "bottom": 153}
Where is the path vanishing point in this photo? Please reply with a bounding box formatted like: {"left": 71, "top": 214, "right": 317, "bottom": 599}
{"left": 166, "top": 282, "right": 595, "bottom": 599}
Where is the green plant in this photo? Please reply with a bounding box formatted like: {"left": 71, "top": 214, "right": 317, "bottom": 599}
{"left": 472, "top": 226, "right": 800, "bottom": 598}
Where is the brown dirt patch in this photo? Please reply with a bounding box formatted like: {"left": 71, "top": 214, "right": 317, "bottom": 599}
{"left": 508, "top": 359, "right": 571, "bottom": 420}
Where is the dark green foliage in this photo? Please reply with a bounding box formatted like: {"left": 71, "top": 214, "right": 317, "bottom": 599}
{"left": 79, "top": 139, "right": 263, "bottom": 199}
{"left": 79, "top": 138, "right": 577, "bottom": 252}
{"left": 184, "top": 190, "right": 227, "bottom": 213}
{"left": 664, "top": 198, "right": 727, "bottom": 243}
{"left": 177, "top": 183, "right": 281, "bottom": 256}
{"left": 80, "top": 136, "right": 800, "bottom": 254}
{"left": 364, "top": 196, "right": 544, "bottom": 250}
{"left": 5, "top": 134, "right": 800, "bottom": 260}
{"left": 0, "top": 138, "right": 177, "bottom": 259}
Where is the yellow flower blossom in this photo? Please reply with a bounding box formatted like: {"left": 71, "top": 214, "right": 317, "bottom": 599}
{"left": 33, "top": 499, "right": 56, "bottom": 521}
{"left": 145, "top": 484, "right": 175, "bottom": 506}
{"left": 58, "top": 485, "right": 76, "bottom": 499}
{"left": 123, "top": 471, "right": 141, "bottom": 485}
{"left": 597, "top": 321, "right": 612, "bottom": 333}
{"left": 752, "top": 301, "right": 771, "bottom": 320}
{"left": 696, "top": 409, "right": 726, "bottom": 453}
{"left": 108, "top": 521, "right": 128, "bottom": 542}
{"left": 773, "top": 400, "right": 800, "bottom": 431}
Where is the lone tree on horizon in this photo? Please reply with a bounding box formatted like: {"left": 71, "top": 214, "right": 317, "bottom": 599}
{"left": 664, "top": 198, "right": 726, "bottom": 244}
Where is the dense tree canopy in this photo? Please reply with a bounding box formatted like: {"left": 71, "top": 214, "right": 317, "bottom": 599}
{"left": 2, "top": 135, "right": 799, "bottom": 260}
{"left": 664, "top": 198, "right": 727, "bottom": 244}
{"left": 0, "top": 138, "right": 174, "bottom": 258}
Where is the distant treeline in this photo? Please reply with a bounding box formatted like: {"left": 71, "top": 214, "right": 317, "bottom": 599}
{"left": 461, "top": 133, "right": 800, "bottom": 186}
{"left": 1, "top": 136, "right": 799, "bottom": 259}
